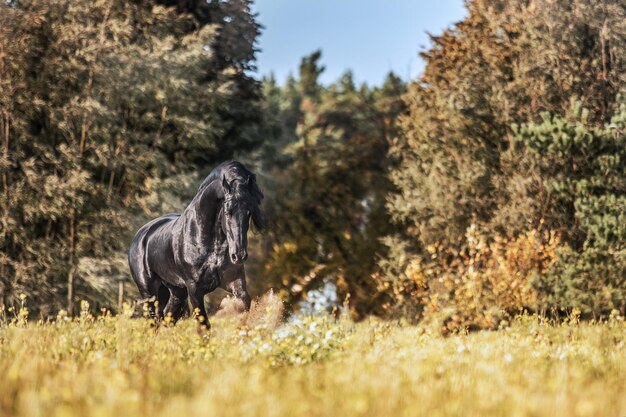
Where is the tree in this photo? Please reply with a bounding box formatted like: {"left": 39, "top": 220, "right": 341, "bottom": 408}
{"left": 153, "top": 0, "right": 263, "bottom": 160}
{"left": 384, "top": 0, "right": 626, "bottom": 318}
{"left": 254, "top": 52, "right": 406, "bottom": 317}
{"left": 0, "top": 0, "right": 263, "bottom": 315}
{"left": 515, "top": 103, "right": 626, "bottom": 315}
{"left": 389, "top": 0, "right": 626, "bottom": 251}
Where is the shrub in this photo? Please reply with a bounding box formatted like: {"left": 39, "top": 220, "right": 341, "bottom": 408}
{"left": 429, "top": 226, "right": 561, "bottom": 332}
{"left": 376, "top": 226, "right": 561, "bottom": 332}
{"left": 514, "top": 103, "right": 626, "bottom": 316}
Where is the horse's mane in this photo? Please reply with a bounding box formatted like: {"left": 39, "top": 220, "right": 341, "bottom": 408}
{"left": 197, "top": 161, "right": 230, "bottom": 192}
{"left": 199, "top": 161, "right": 262, "bottom": 198}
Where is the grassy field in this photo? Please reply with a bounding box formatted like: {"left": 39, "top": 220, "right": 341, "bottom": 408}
{"left": 0, "top": 296, "right": 625, "bottom": 417}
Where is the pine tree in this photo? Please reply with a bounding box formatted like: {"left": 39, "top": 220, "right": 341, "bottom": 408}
{"left": 389, "top": 0, "right": 626, "bottom": 251}
{"left": 385, "top": 0, "right": 626, "bottom": 317}
{"left": 514, "top": 103, "right": 626, "bottom": 315}
{"left": 254, "top": 52, "right": 406, "bottom": 317}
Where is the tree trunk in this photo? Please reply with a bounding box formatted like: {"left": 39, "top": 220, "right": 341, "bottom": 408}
{"left": 118, "top": 279, "right": 124, "bottom": 312}
{"left": 1, "top": 111, "right": 9, "bottom": 299}
{"left": 67, "top": 206, "right": 76, "bottom": 315}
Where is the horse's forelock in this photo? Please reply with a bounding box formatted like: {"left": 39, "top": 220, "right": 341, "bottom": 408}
{"left": 201, "top": 161, "right": 264, "bottom": 230}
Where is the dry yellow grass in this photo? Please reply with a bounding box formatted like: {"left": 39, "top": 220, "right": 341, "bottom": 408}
{"left": 0, "top": 297, "right": 624, "bottom": 417}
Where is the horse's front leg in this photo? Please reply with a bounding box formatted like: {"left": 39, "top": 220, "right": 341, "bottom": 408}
{"left": 227, "top": 278, "right": 251, "bottom": 311}
{"left": 186, "top": 281, "right": 209, "bottom": 329}
{"left": 221, "top": 264, "right": 251, "bottom": 311}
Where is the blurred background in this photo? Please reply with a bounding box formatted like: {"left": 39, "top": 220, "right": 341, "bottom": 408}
{"left": 1, "top": 0, "right": 624, "bottom": 328}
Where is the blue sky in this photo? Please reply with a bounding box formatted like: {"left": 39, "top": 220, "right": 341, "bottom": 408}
{"left": 251, "top": 0, "right": 467, "bottom": 86}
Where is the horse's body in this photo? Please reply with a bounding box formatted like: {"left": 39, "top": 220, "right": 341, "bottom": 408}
{"left": 128, "top": 161, "right": 264, "bottom": 326}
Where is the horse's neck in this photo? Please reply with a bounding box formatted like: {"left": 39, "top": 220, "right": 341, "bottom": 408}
{"left": 181, "top": 180, "right": 226, "bottom": 248}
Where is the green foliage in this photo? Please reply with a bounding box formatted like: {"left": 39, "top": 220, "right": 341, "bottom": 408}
{"left": 389, "top": 0, "right": 626, "bottom": 250}
{"left": 251, "top": 52, "right": 406, "bottom": 318}
{"left": 0, "top": 0, "right": 262, "bottom": 314}
{"left": 383, "top": 0, "right": 626, "bottom": 319}
{"left": 514, "top": 103, "right": 626, "bottom": 315}
{"left": 155, "top": 0, "right": 264, "bottom": 158}
{"left": 2, "top": 0, "right": 624, "bottom": 323}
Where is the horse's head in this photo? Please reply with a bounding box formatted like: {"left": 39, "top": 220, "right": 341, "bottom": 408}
{"left": 220, "top": 173, "right": 264, "bottom": 264}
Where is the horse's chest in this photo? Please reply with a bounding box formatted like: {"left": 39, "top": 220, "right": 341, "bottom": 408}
{"left": 184, "top": 247, "right": 226, "bottom": 290}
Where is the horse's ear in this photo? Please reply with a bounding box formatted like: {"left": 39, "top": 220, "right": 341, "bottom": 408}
{"left": 222, "top": 175, "right": 231, "bottom": 195}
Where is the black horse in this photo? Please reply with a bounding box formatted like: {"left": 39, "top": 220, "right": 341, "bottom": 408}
{"left": 128, "top": 161, "right": 264, "bottom": 327}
